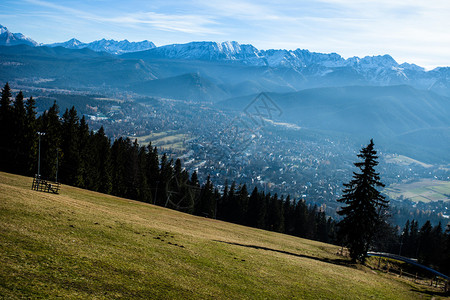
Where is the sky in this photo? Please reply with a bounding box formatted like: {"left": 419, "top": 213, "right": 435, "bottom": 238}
{"left": 1, "top": 0, "right": 449, "bottom": 69}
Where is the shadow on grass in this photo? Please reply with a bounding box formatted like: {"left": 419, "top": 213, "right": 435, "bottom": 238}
{"left": 213, "top": 240, "right": 352, "bottom": 267}
{"left": 410, "top": 287, "right": 448, "bottom": 298}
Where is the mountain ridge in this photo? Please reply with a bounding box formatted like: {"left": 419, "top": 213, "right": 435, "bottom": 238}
{"left": 0, "top": 25, "right": 38, "bottom": 47}
{"left": 2, "top": 23, "right": 450, "bottom": 97}
{"left": 46, "top": 38, "right": 156, "bottom": 55}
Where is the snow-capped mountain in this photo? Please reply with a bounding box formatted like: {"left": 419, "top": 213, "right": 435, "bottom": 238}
{"left": 46, "top": 38, "right": 156, "bottom": 54}
{"left": 2, "top": 24, "right": 450, "bottom": 97}
{"left": 132, "top": 41, "right": 450, "bottom": 87}
{"left": 47, "top": 38, "right": 85, "bottom": 49}
{"left": 135, "top": 41, "right": 404, "bottom": 72}
{"left": 0, "top": 25, "right": 38, "bottom": 47}
{"left": 144, "top": 41, "right": 263, "bottom": 63}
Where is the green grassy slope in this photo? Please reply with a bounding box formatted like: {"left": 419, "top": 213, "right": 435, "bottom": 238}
{"left": 0, "top": 172, "right": 444, "bottom": 299}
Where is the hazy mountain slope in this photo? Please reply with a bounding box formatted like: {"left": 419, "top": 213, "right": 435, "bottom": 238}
{"left": 0, "top": 45, "right": 156, "bottom": 88}
{"left": 124, "top": 42, "right": 450, "bottom": 97}
{"left": 129, "top": 72, "right": 230, "bottom": 102}
{"left": 219, "top": 85, "right": 450, "bottom": 162}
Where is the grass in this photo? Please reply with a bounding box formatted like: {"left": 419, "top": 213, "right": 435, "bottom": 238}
{"left": 0, "top": 172, "right": 446, "bottom": 299}
{"left": 130, "top": 130, "right": 189, "bottom": 151}
{"left": 384, "top": 179, "right": 450, "bottom": 203}
{"left": 384, "top": 154, "right": 433, "bottom": 169}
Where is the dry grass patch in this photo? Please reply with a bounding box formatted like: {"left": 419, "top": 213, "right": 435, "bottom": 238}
{"left": 0, "top": 172, "right": 446, "bottom": 299}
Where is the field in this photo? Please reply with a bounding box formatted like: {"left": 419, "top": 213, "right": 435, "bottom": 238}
{"left": 384, "top": 179, "right": 450, "bottom": 203}
{"left": 0, "top": 172, "right": 446, "bottom": 299}
{"left": 130, "top": 130, "right": 189, "bottom": 151}
{"left": 383, "top": 154, "right": 433, "bottom": 169}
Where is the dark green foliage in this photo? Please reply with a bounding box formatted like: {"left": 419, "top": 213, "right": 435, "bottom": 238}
{"left": 246, "top": 187, "right": 260, "bottom": 227}
{"left": 337, "top": 139, "right": 389, "bottom": 263}
{"left": 12, "top": 91, "right": 27, "bottom": 173}
{"left": 195, "top": 175, "right": 216, "bottom": 218}
{"left": 37, "top": 101, "right": 61, "bottom": 181}
{"left": 0, "top": 83, "right": 13, "bottom": 171}
{"left": 24, "top": 96, "right": 37, "bottom": 175}
{"left": 60, "top": 107, "right": 80, "bottom": 184}
{"left": 267, "top": 194, "right": 284, "bottom": 232}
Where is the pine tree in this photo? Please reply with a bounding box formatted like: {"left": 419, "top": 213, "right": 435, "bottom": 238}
{"left": 24, "top": 96, "right": 37, "bottom": 175}
{"left": 0, "top": 83, "right": 13, "bottom": 171}
{"left": 195, "top": 175, "right": 215, "bottom": 218}
{"left": 60, "top": 107, "right": 80, "bottom": 184}
{"left": 417, "top": 220, "right": 433, "bottom": 264}
{"left": 12, "top": 91, "right": 27, "bottom": 173}
{"left": 337, "top": 139, "right": 389, "bottom": 263}
{"left": 76, "top": 116, "right": 91, "bottom": 189}
{"left": 246, "top": 187, "right": 260, "bottom": 227}
{"left": 37, "top": 101, "right": 61, "bottom": 180}
{"left": 94, "top": 127, "right": 112, "bottom": 194}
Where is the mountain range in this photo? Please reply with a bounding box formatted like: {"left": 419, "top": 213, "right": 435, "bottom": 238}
{"left": 46, "top": 38, "right": 156, "bottom": 55}
{"left": 0, "top": 24, "right": 449, "bottom": 163}
{"left": 0, "top": 25, "right": 156, "bottom": 55}
{"left": 0, "top": 25, "right": 38, "bottom": 47}
{"left": 2, "top": 23, "right": 450, "bottom": 98}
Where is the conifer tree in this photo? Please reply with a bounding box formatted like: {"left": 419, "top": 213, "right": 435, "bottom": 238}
{"left": 24, "top": 96, "right": 37, "bottom": 175}
{"left": 246, "top": 187, "right": 260, "bottom": 227}
{"left": 60, "top": 107, "right": 80, "bottom": 184}
{"left": 195, "top": 175, "right": 215, "bottom": 218}
{"left": 38, "top": 101, "right": 61, "bottom": 180}
{"left": 12, "top": 91, "right": 27, "bottom": 173}
{"left": 94, "top": 127, "right": 112, "bottom": 194}
{"left": 337, "top": 139, "right": 389, "bottom": 263}
{"left": 145, "top": 143, "right": 159, "bottom": 202}
{"left": 0, "top": 83, "right": 13, "bottom": 171}
{"left": 76, "top": 116, "right": 91, "bottom": 189}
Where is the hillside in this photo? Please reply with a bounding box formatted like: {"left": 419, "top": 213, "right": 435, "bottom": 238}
{"left": 0, "top": 172, "right": 443, "bottom": 299}
{"left": 219, "top": 85, "right": 450, "bottom": 163}
{"left": 0, "top": 45, "right": 156, "bottom": 89}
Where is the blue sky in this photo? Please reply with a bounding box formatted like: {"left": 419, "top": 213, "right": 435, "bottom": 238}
{"left": 1, "top": 0, "right": 449, "bottom": 69}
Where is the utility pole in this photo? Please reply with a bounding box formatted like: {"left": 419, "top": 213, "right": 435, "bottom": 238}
{"left": 37, "top": 132, "right": 46, "bottom": 178}
{"left": 55, "top": 148, "right": 59, "bottom": 183}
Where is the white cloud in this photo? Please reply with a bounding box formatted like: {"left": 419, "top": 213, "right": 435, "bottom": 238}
{"left": 24, "top": 0, "right": 221, "bottom": 35}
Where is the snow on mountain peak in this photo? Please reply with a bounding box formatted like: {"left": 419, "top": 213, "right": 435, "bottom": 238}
{"left": 46, "top": 38, "right": 156, "bottom": 54}
{"left": 0, "top": 25, "right": 8, "bottom": 35}
{"left": 0, "top": 24, "right": 39, "bottom": 47}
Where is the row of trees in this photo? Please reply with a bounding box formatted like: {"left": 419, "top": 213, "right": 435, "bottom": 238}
{"left": 401, "top": 220, "right": 450, "bottom": 270}
{"left": 0, "top": 83, "right": 336, "bottom": 244}
{"left": 370, "top": 219, "right": 450, "bottom": 275}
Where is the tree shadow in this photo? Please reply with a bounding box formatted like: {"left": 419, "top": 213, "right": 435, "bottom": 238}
{"left": 213, "top": 240, "right": 352, "bottom": 267}
{"left": 410, "top": 287, "right": 448, "bottom": 298}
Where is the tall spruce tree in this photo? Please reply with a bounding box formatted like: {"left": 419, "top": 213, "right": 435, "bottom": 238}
{"left": 0, "top": 83, "right": 13, "bottom": 171}
{"left": 12, "top": 91, "right": 27, "bottom": 173}
{"left": 337, "top": 139, "right": 389, "bottom": 263}
{"left": 38, "top": 101, "right": 61, "bottom": 180}
{"left": 24, "top": 96, "right": 37, "bottom": 175}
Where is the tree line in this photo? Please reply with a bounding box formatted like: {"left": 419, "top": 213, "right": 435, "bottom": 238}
{"left": 0, "top": 83, "right": 336, "bottom": 244}
{"left": 372, "top": 219, "right": 450, "bottom": 275}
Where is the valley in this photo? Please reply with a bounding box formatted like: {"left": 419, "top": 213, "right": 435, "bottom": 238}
{"left": 1, "top": 26, "right": 449, "bottom": 227}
